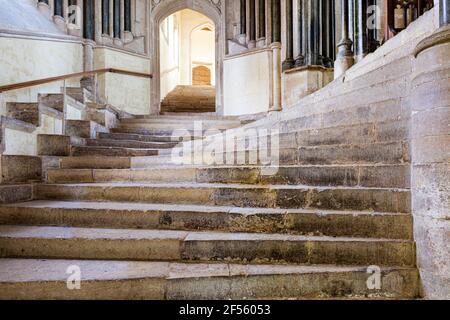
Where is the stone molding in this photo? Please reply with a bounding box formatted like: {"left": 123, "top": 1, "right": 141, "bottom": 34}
{"left": 414, "top": 24, "right": 450, "bottom": 57}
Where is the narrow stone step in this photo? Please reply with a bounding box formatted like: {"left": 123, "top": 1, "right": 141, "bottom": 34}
{"left": 0, "top": 226, "right": 415, "bottom": 266}
{"left": 143, "top": 114, "right": 239, "bottom": 120}
{"left": 0, "top": 259, "right": 420, "bottom": 299}
{"left": 0, "top": 201, "right": 413, "bottom": 239}
{"left": 35, "top": 183, "right": 411, "bottom": 212}
{"left": 121, "top": 118, "right": 241, "bottom": 125}
{"left": 60, "top": 156, "right": 132, "bottom": 169}
{"left": 296, "top": 141, "right": 409, "bottom": 165}
{"left": 98, "top": 132, "right": 185, "bottom": 143}
{"left": 84, "top": 138, "right": 178, "bottom": 149}
{"left": 0, "top": 185, "right": 33, "bottom": 204}
{"left": 45, "top": 164, "right": 410, "bottom": 188}
{"left": 66, "top": 120, "right": 108, "bottom": 139}
{"left": 111, "top": 127, "right": 200, "bottom": 136}
{"left": 71, "top": 146, "right": 162, "bottom": 157}
{"left": 195, "top": 141, "right": 408, "bottom": 165}
{"left": 117, "top": 122, "right": 240, "bottom": 131}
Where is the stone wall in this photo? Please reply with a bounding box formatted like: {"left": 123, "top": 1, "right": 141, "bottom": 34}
{"left": 203, "top": 6, "right": 449, "bottom": 299}
{"left": 410, "top": 25, "right": 450, "bottom": 299}
{"left": 94, "top": 46, "right": 151, "bottom": 115}
{"left": 223, "top": 48, "right": 272, "bottom": 115}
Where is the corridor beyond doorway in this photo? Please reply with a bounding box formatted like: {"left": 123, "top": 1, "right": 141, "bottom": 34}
{"left": 159, "top": 9, "right": 216, "bottom": 113}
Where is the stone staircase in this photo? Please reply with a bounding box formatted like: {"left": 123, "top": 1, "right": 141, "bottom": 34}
{"left": 0, "top": 102, "right": 420, "bottom": 299}
{"left": 161, "top": 85, "right": 216, "bottom": 113}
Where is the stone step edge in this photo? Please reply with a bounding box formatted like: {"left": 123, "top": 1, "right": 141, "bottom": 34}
{"left": 0, "top": 200, "right": 411, "bottom": 216}
{"left": 0, "top": 225, "right": 412, "bottom": 244}
{"left": 0, "top": 225, "right": 416, "bottom": 267}
{"left": 0, "top": 258, "right": 418, "bottom": 282}
{"left": 0, "top": 201, "right": 413, "bottom": 239}
{"left": 0, "top": 259, "right": 420, "bottom": 299}
{"left": 37, "top": 181, "right": 410, "bottom": 192}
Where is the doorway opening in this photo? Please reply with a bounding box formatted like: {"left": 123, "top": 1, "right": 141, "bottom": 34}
{"left": 159, "top": 9, "right": 216, "bottom": 113}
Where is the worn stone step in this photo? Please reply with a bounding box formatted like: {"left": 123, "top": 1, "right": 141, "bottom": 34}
{"left": 71, "top": 146, "right": 162, "bottom": 157}
{"left": 66, "top": 120, "right": 108, "bottom": 139}
{"left": 191, "top": 140, "right": 409, "bottom": 165}
{"left": 0, "top": 185, "right": 33, "bottom": 204}
{"left": 117, "top": 122, "right": 240, "bottom": 131}
{"left": 84, "top": 138, "right": 178, "bottom": 149}
{"left": 111, "top": 127, "right": 208, "bottom": 136}
{"left": 0, "top": 155, "right": 42, "bottom": 184}
{"left": 35, "top": 183, "right": 411, "bottom": 213}
{"left": 161, "top": 106, "right": 216, "bottom": 113}
{"left": 38, "top": 93, "right": 86, "bottom": 120}
{"left": 45, "top": 164, "right": 410, "bottom": 188}
{"left": 37, "top": 134, "right": 85, "bottom": 156}
{"left": 139, "top": 114, "right": 239, "bottom": 121}
{"left": 98, "top": 132, "right": 186, "bottom": 143}
{"left": 0, "top": 226, "right": 415, "bottom": 266}
{"left": 60, "top": 156, "right": 132, "bottom": 169}
{"left": 120, "top": 119, "right": 242, "bottom": 129}
{"left": 0, "top": 259, "right": 420, "bottom": 299}
{"left": 0, "top": 201, "right": 413, "bottom": 239}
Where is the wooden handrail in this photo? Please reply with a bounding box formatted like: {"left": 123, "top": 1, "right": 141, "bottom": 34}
{"left": 0, "top": 68, "right": 152, "bottom": 93}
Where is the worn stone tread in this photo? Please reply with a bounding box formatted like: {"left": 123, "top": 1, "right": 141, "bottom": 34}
{"left": 0, "top": 200, "right": 413, "bottom": 239}
{"left": 0, "top": 258, "right": 420, "bottom": 299}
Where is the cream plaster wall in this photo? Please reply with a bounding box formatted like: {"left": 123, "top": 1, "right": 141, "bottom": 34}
{"left": 0, "top": 36, "right": 83, "bottom": 115}
{"left": 178, "top": 9, "right": 215, "bottom": 86}
{"left": 160, "top": 13, "right": 181, "bottom": 99}
{"left": 223, "top": 49, "right": 271, "bottom": 116}
{"left": 191, "top": 26, "right": 215, "bottom": 85}
{"left": 94, "top": 47, "right": 151, "bottom": 115}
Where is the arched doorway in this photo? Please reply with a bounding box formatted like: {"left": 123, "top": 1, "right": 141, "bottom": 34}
{"left": 192, "top": 66, "right": 212, "bottom": 85}
{"left": 150, "top": 0, "right": 224, "bottom": 115}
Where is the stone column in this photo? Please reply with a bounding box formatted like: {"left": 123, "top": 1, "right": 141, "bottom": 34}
{"left": 305, "top": 0, "right": 321, "bottom": 65}
{"left": 109, "top": 0, "right": 114, "bottom": 35}
{"left": 120, "top": 0, "right": 125, "bottom": 39}
{"left": 270, "top": 42, "right": 282, "bottom": 112}
{"left": 441, "top": 0, "right": 450, "bottom": 26}
{"left": 320, "top": 0, "right": 335, "bottom": 68}
{"left": 113, "top": 0, "right": 121, "bottom": 39}
{"left": 102, "top": 0, "right": 110, "bottom": 35}
{"left": 81, "top": 0, "right": 96, "bottom": 94}
{"left": 354, "top": 0, "right": 369, "bottom": 61}
{"left": 124, "top": 0, "right": 131, "bottom": 31}
{"left": 411, "top": 25, "right": 450, "bottom": 299}
{"left": 270, "top": 0, "right": 282, "bottom": 112}
{"left": 249, "top": 0, "right": 257, "bottom": 48}
{"left": 295, "top": 0, "right": 305, "bottom": 67}
{"left": 258, "top": 0, "right": 266, "bottom": 39}
{"left": 334, "top": 0, "right": 354, "bottom": 78}
{"left": 83, "top": 0, "right": 95, "bottom": 40}
{"left": 240, "top": 0, "right": 247, "bottom": 34}
{"left": 283, "top": 0, "right": 295, "bottom": 70}
{"left": 54, "top": 0, "right": 63, "bottom": 16}
{"left": 272, "top": 0, "right": 281, "bottom": 42}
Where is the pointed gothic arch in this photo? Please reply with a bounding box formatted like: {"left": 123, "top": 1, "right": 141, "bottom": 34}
{"left": 150, "top": 0, "right": 225, "bottom": 115}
